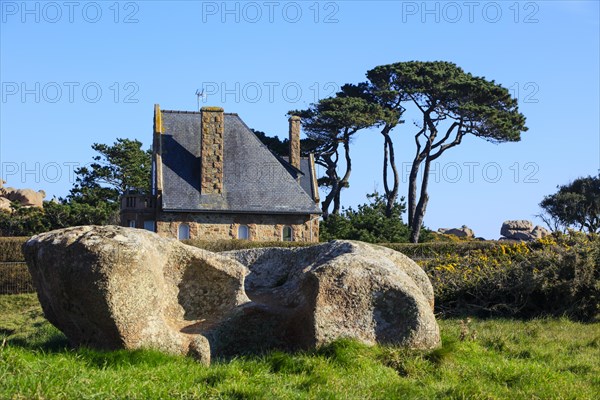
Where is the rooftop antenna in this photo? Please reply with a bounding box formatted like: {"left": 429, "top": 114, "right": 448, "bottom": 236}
{"left": 195, "top": 89, "right": 207, "bottom": 111}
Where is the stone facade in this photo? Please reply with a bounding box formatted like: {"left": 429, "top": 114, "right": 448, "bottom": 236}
{"left": 120, "top": 104, "right": 321, "bottom": 243}
{"left": 156, "top": 212, "right": 320, "bottom": 242}
{"left": 200, "top": 107, "right": 224, "bottom": 194}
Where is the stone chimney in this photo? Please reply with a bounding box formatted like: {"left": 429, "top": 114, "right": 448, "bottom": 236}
{"left": 200, "top": 107, "right": 224, "bottom": 194}
{"left": 288, "top": 116, "right": 301, "bottom": 170}
{"left": 152, "top": 104, "right": 163, "bottom": 194}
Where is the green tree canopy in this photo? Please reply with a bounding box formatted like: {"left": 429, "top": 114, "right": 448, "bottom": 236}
{"left": 376, "top": 61, "right": 527, "bottom": 242}
{"left": 252, "top": 129, "right": 320, "bottom": 158}
{"left": 0, "top": 138, "right": 152, "bottom": 236}
{"left": 290, "top": 96, "right": 387, "bottom": 218}
{"left": 68, "top": 138, "right": 152, "bottom": 207}
{"left": 539, "top": 176, "right": 600, "bottom": 233}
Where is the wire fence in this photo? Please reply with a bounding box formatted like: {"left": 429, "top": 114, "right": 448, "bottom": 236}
{"left": 0, "top": 262, "right": 34, "bottom": 295}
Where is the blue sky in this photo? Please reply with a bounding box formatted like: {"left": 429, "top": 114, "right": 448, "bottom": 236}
{"left": 1, "top": 0, "right": 599, "bottom": 239}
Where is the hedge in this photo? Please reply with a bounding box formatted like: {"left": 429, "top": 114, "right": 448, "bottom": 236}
{"left": 0, "top": 236, "right": 507, "bottom": 262}
{"left": 0, "top": 262, "right": 34, "bottom": 295}
{"left": 2, "top": 233, "right": 598, "bottom": 321}
{"left": 182, "top": 239, "right": 316, "bottom": 252}
{"left": 0, "top": 237, "right": 28, "bottom": 262}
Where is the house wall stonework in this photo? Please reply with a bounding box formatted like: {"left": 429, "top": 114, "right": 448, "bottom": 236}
{"left": 156, "top": 212, "right": 320, "bottom": 242}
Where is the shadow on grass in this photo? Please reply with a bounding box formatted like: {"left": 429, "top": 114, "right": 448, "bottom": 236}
{"left": 6, "top": 331, "right": 187, "bottom": 369}
{"left": 5, "top": 324, "right": 70, "bottom": 353}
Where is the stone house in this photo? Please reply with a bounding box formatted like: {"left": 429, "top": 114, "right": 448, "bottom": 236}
{"left": 120, "top": 105, "right": 321, "bottom": 242}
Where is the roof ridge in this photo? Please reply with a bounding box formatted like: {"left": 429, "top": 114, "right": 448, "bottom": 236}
{"left": 161, "top": 110, "right": 201, "bottom": 114}
{"left": 161, "top": 110, "right": 240, "bottom": 116}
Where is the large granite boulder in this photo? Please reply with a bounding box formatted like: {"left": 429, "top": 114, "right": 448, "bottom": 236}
{"left": 24, "top": 226, "right": 440, "bottom": 362}
{"left": 218, "top": 240, "right": 439, "bottom": 354}
{"left": 500, "top": 220, "right": 550, "bottom": 241}
{"left": 23, "top": 225, "right": 249, "bottom": 364}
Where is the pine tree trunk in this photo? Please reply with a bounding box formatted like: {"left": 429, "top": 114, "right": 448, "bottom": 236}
{"left": 410, "top": 157, "right": 432, "bottom": 243}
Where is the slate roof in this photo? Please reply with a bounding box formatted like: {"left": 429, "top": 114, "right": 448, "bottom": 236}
{"left": 160, "top": 110, "right": 321, "bottom": 214}
{"left": 281, "top": 156, "right": 318, "bottom": 201}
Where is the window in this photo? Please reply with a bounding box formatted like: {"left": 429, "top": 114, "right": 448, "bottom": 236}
{"left": 143, "top": 220, "right": 155, "bottom": 232}
{"left": 127, "top": 220, "right": 136, "bottom": 228}
{"left": 178, "top": 223, "right": 190, "bottom": 240}
{"left": 282, "top": 226, "right": 293, "bottom": 242}
{"left": 126, "top": 197, "right": 136, "bottom": 208}
{"left": 238, "top": 225, "right": 249, "bottom": 240}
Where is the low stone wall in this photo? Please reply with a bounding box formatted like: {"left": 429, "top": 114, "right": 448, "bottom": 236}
{"left": 156, "top": 212, "right": 320, "bottom": 242}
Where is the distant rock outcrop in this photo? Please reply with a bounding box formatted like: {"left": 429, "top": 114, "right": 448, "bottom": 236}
{"left": 24, "top": 226, "right": 440, "bottom": 363}
{"left": 500, "top": 220, "right": 550, "bottom": 241}
{"left": 0, "top": 197, "right": 11, "bottom": 212}
{"left": 0, "top": 179, "right": 46, "bottom": 210}
{"left": 438, "top": 225, "right": 475, "bottom": 238}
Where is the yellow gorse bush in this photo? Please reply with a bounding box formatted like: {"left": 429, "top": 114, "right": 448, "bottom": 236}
{"left": 418, "top": 232, "right": 599, "bottom": 321}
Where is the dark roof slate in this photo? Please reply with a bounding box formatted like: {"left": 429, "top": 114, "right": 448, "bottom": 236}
{"left": 281, "top": 156, "right": 316, "bottom": 200}
{"left": 160, "top": 111, "right": 321, "bottom": 214}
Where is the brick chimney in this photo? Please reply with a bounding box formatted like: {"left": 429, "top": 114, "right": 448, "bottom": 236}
{"left": 288, "top": 115, "right": 301, "bottom": 170}
{"left": 200, "top": 106, "right": 224, "bottom": 194}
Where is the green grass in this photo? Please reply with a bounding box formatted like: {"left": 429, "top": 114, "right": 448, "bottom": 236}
{"left": 1, "top": 294, "right": 599, "bottom": 399}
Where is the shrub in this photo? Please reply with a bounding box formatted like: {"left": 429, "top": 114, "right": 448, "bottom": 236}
{"left": 319, "top": 192, "right": 433, "bottom": 243}
{"left": 382, "top": 241, "right": 497, "bottom": 259}
{"left": 419, "top": 232, "right": 600, "bottom": 321}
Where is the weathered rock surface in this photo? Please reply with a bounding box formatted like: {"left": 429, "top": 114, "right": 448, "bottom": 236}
{"left": 500, "top": 220, "right": 550, "bottom": 241}
{"left": 23, "top": 225, "right": 249, "bottom": 364}
{"left": 220, "top": 241, "right": 440, "bottom": 354}
{"left": 24, "top": 226, "right": 440, "bottom": 362}
{"left": 5, "top": 188, "right": 46, "bottom": 208}
{"left": 531, "top": 225, "right": 550, "bottom": 239}
{"left": 438, "top": 225, "right": 475, "bottom": 238}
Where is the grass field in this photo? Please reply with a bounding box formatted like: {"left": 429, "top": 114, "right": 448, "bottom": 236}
{"left": 1, "top": 294, "right": 599, "bottom": 399}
